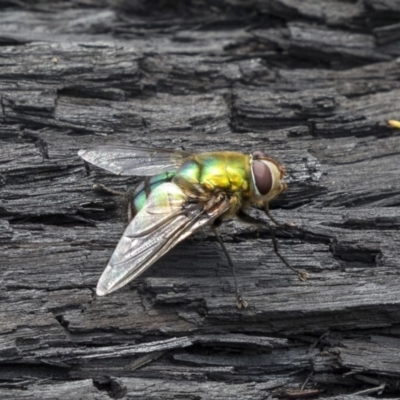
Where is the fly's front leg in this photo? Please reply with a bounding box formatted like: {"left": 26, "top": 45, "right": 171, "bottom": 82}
{"left": 265, "top": 202, "right": 281, "bottom": 226}
{"left": 265, "top": 203, "right": 297, "bottom": 229}
{"left": 237, "top": 210, "right": 309, "bottom": 282}
{"left": 264, "top": 203, "right": 292, "bottom": 226}
{"left": 269, "top": 227, "right": 309, "bottom": 282}
{"left": 211, "top": 222, "right": 248, "bottom": 309}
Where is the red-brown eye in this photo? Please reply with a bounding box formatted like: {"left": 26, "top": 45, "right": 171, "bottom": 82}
{"left": 252, "top": 161, "right": 272, "bottom": 195}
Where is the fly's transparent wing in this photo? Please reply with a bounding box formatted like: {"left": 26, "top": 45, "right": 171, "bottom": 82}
{"left": 78, "top": 146, "right": 191, "bottom": 176}
{"left": 96, "top": 182, "right": 230, "bottom": 296}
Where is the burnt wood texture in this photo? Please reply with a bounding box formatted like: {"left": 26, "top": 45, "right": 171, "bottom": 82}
{"left": 1, "top": 0, "right": 400, "bottom": 399}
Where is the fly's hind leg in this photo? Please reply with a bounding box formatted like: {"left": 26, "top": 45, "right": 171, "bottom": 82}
{"left": 237, "top": 210, "right": 309, "bottom": 282}
{"left": 211, "top": 220, "right": 248, "bottom": 309}
{"left": 93, "top": 183, "right": 125, "bottom": 197}
{"left": 93, "top": 183, "right": 135, "bottom": 221}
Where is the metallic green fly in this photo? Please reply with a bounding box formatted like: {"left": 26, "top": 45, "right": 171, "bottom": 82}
{"left": 79, "top": 146, "right": 308, "bottom": 308}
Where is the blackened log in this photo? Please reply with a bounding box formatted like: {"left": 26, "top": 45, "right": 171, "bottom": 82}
{"left": 1, "top": 1, "right": 400, "bottom": 398}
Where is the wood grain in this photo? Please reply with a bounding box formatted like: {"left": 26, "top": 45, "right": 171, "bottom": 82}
{"left": 1, "top": 1, "right": 400, "bottom": 398}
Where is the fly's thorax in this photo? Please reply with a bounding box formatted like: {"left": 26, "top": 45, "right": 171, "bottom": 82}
{"left": 177, "top": 152, "right": 251, "bottom": 194}
{"left": 249, "top": 151, "right": 287, "bottom": 207}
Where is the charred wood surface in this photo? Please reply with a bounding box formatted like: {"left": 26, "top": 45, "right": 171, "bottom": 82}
{"left": 1, "top": 1, "right": 400, "bottom": 399}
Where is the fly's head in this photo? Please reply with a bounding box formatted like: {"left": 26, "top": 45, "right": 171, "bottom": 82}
{"left": 249, "top": 151, "right": 287, "bottom": 208}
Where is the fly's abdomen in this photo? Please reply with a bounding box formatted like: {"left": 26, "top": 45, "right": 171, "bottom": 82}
{"left": 131, "top": 172, "right": 175, "bottom": 215}
{"left": 175, "top": 152, "right": 251, "bottom": 194}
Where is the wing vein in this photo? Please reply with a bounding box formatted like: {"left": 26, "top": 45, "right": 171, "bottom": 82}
{"left": 96, "top": 182, "right": 230, "bottom": 296}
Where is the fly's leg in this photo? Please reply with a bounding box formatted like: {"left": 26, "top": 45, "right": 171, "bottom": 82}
{"left": 237, "top": 210, "right": 309, "bottom": 282}
{"left": 265, "top": 202, "right": 280, "bottom": 226}
{"left": 93, "top": 183, "right": 125, "bottom": 196}
{"left": 237, "top": 209, "right": 267, "bottom": 226}
{"left": 93, "top": 183, "right": 135, "bottom": 221}
{"left": 211, "top": 224, "right": 248, "bottom": 309}
{"left": 265, "top": 203, "right": 296, "bottom": 229}
{"left": 269, "top": 227, "right": 309, "bottom": 281}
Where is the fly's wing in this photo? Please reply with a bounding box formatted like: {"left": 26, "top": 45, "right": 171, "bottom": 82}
{"left": 78, "top": 146, "right": 191, "bottom": 176}
{"left": 96, "top": 182, "right": 230, "bottom": 296}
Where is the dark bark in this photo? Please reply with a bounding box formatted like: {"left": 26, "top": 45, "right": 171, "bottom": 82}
{"left": 1, "top": 0, "right": 400, "bottom": 398}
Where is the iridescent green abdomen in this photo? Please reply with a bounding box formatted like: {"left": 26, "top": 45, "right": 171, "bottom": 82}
{"left": 132, "top": 172, "right": 175, "bottom": 213}
{"left": 174, "top": 152, "right": 251, "bottom": 195}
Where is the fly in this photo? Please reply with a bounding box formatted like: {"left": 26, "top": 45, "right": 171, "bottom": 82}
{"left": 79, "top": 146, "right": 309, "bottom": 308}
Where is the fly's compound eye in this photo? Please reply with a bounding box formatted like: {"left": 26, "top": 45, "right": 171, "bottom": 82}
{"left": 252, "top": 150, "right": 266, "bottom": 160}
{"left": 252, "top": 160, "right": 272, "bottom": 195}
